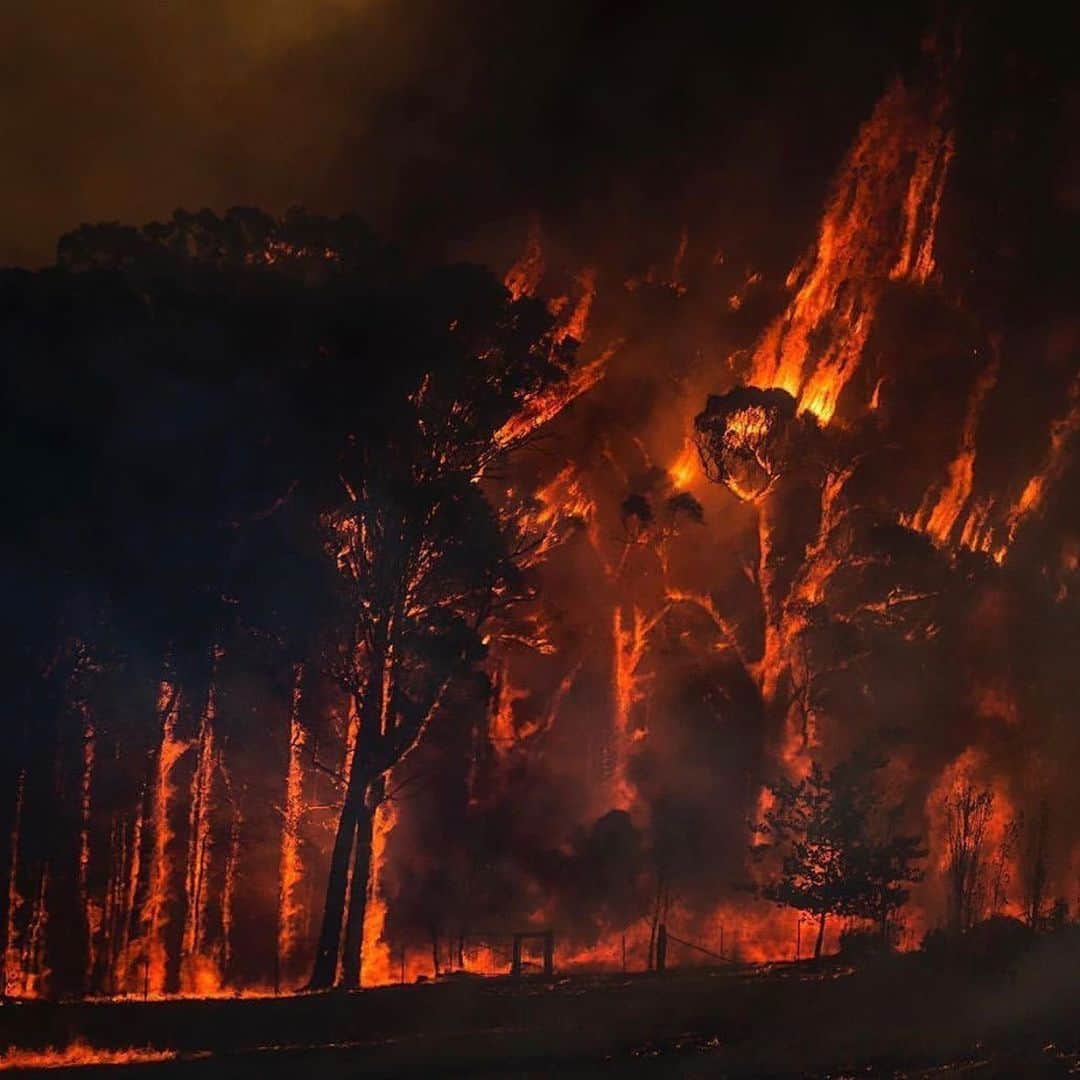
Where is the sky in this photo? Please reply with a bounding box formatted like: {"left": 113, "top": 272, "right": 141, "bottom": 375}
{"left": 1, "top": 1, "right": 934, "bottom": 267}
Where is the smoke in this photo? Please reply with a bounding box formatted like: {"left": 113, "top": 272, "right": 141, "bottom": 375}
{"left": 3, "top": 4, "right": 936, "bottom": 267}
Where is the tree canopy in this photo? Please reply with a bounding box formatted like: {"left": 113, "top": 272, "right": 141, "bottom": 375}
{"left": 755, "top": 753, "right": 925, "bottom": 957}
{"left": 2, "top": 207, "right": 576, "bottom": 994}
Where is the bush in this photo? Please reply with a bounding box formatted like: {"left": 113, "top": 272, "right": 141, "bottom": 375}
{"left": 838, "top": 927, "right": 889, "bottom": 961}
{"left": 919, "top": 916, "right": 1033, "bottom": 974}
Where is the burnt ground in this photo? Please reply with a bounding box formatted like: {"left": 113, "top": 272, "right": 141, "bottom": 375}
{"left": 1, "top": 937, "right": 1078, "bottom": 1077}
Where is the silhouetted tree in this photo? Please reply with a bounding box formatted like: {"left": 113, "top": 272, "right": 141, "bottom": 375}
{"left": 3, "top": 209, "right": 572, "bottom": 996}
{"left": 305, "top": 264, "right": 572, "bottom": 989}
{"left": 849, "top": 828, "right": 926, "bottom": 944}
{"left": 989, "top": 816, "right": 1020, "bottom": 916}
{"left": 756, "top": 753, "right": 924, "bottom": 958}
{"left": 942, "top": 781, "right": 994, "bottom": 933}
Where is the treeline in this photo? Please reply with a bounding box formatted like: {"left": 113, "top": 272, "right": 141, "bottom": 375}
{"left": 1, "top": 209, "right": 572, "bottom": 998}
{"left": 753, "top": 753, "right": 1074, "bottom": 962}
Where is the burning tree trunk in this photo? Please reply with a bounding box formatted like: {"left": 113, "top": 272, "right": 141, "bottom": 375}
{"left": 310, "top": 641, "right": 394, "bottom": 990}
{"left": 5, "top": 215, "right": 571, "bottom": 999}
{"left": 340, "top": 791, "right": 378, "bottom": 988}
{"left": 310, "top": 801, "right": 356, "bottom": 989}
{"left": 943, "top": 782, "right": 994, "bottom": 934}
{"left": 277, "top": 663, "right": 310, "bottom": 988}
{"left": 307, "top": 319, "right": 567, "bottom": 988}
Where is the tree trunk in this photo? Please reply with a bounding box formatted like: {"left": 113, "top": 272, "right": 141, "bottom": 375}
{"left": 813, "top": 910, "right": 827, "bottom": 960}
{"left": 339, "top": 795, "right": 375, "bottom": 989}
{"left": 646, "top": 874, "right": 664, "bottom": 971}
{"left": 309, "top": 801, "right": 357, "bottom": 989}
{"left": 311, "top": 626, "right": 392, "bottom": 990}
{"left": 165, "top": 650, "right": 215, "bottom": 995}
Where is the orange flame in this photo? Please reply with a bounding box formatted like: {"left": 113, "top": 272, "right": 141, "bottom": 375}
{"left": 904, "top": 360, "right": 999, "bottom": 547}
{"left": 0, "top": 1041, "right": 176, "bottom": 1071}
{"left": 277, "top": 663, "right": 308, "bottom": 983}
{"left": 750, "top": 80, "right": 952, "bottom": 423}
{"left": 504, "top": 220, "right": 545, "bottom": 301}
{"left": 141, "top": 681, "right": 187, "bottom": 996}
{"left": 360, "top": 798, "right": 398, "bottom": 986}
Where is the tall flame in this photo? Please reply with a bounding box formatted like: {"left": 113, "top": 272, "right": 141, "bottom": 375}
{"left": 750, "top": 79, "right": 952, "bottom": 423}
{"left": 905, "top": 360, "right": 999, "bottom": 546}
{"left": 277, "top": 663, "right": 307, "bottom": 983}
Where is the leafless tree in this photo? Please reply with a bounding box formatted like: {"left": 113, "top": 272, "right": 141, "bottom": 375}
{"left": 943, "top": 781, "right": 994, "bottom": 932}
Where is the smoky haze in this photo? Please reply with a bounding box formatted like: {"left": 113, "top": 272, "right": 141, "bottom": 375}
{"left": 4, "top": 2, "right": 933, "bottom": 268}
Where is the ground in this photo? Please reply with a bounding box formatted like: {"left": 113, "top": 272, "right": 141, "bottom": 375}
{"left": 2, "top": 936, "right": 1078, "bottom": 1076}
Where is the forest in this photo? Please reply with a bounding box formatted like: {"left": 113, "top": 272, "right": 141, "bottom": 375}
{"left": 2, "top": 5, "right": 1079, "bottom": 1075}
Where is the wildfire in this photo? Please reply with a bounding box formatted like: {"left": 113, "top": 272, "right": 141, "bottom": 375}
{"left": 247, "top": 238, "right": 341, "bottom": 266}
{"left": 182, "top": 668, "right": 218, "bottom": 989}
{"left": 504, "top": 219, "right": 545, "bottom": 301}
{"left": 907, "top": 365, "right": 1080, "bottom": 565}
{"left": 921, "top": 747, "right": 1023, "bottom": 935}
{"left": 7, "top": 34, "right": 1079, "bottom": 1010}
{"left": 277, "top": 663, "right": 308, "bottom": 985}
{"left": 360, "top": 797, "right": 398, "bottom": 987}
{"left": 555, "top": 267, "right": 597, "bottom": 344}
{"left": 904, "top": 360, "right": 999, "bottom": 549}
{"left": 998, "top": 371, "right": 1080, "bottom": 558}
{"left": 611, "top": 606, "right": 656, "bottom": 810}
{"left": 140, "top": 681, "right": 186, "bottom": 997}
{"left": 493, "top": 345, "right": 617, "bottom": 451}
{"left": 668, "top": 439, "right": 701, "bottom": 490}
{"left": 693, "top": 387, "right": 799, "bottom": 502}
{"left": 749, "top": 79, "right": 953, "bottom": 424}
{"left": 0, "top": 1042, "right": 176, "bottom": 1072}
{"left": 4, "top": 772, "right": 26, "bottom": 997}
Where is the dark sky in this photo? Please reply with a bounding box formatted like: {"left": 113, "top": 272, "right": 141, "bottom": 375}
{"left": 2, "top": 1, "right": 935, "bottom": 268}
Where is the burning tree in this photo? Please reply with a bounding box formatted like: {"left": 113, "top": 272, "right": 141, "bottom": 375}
{"left": 756, "top": 754, "right": 924, "bottom": 958}
{"left": 942, "top": 781, "right": 994, "bottom": 933}
{"left": 2, "top": 210, "right": 576, "bottom": 997}
{"left": 307, "top": 265, "right": 574, "bottom": 988}
{"left": 692, "top": 386, "right": 806, "bottom": 502}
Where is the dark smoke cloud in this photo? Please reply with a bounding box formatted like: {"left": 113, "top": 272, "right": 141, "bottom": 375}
{"left": 4, "top": 2, "right": 934, "bottom": 267}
